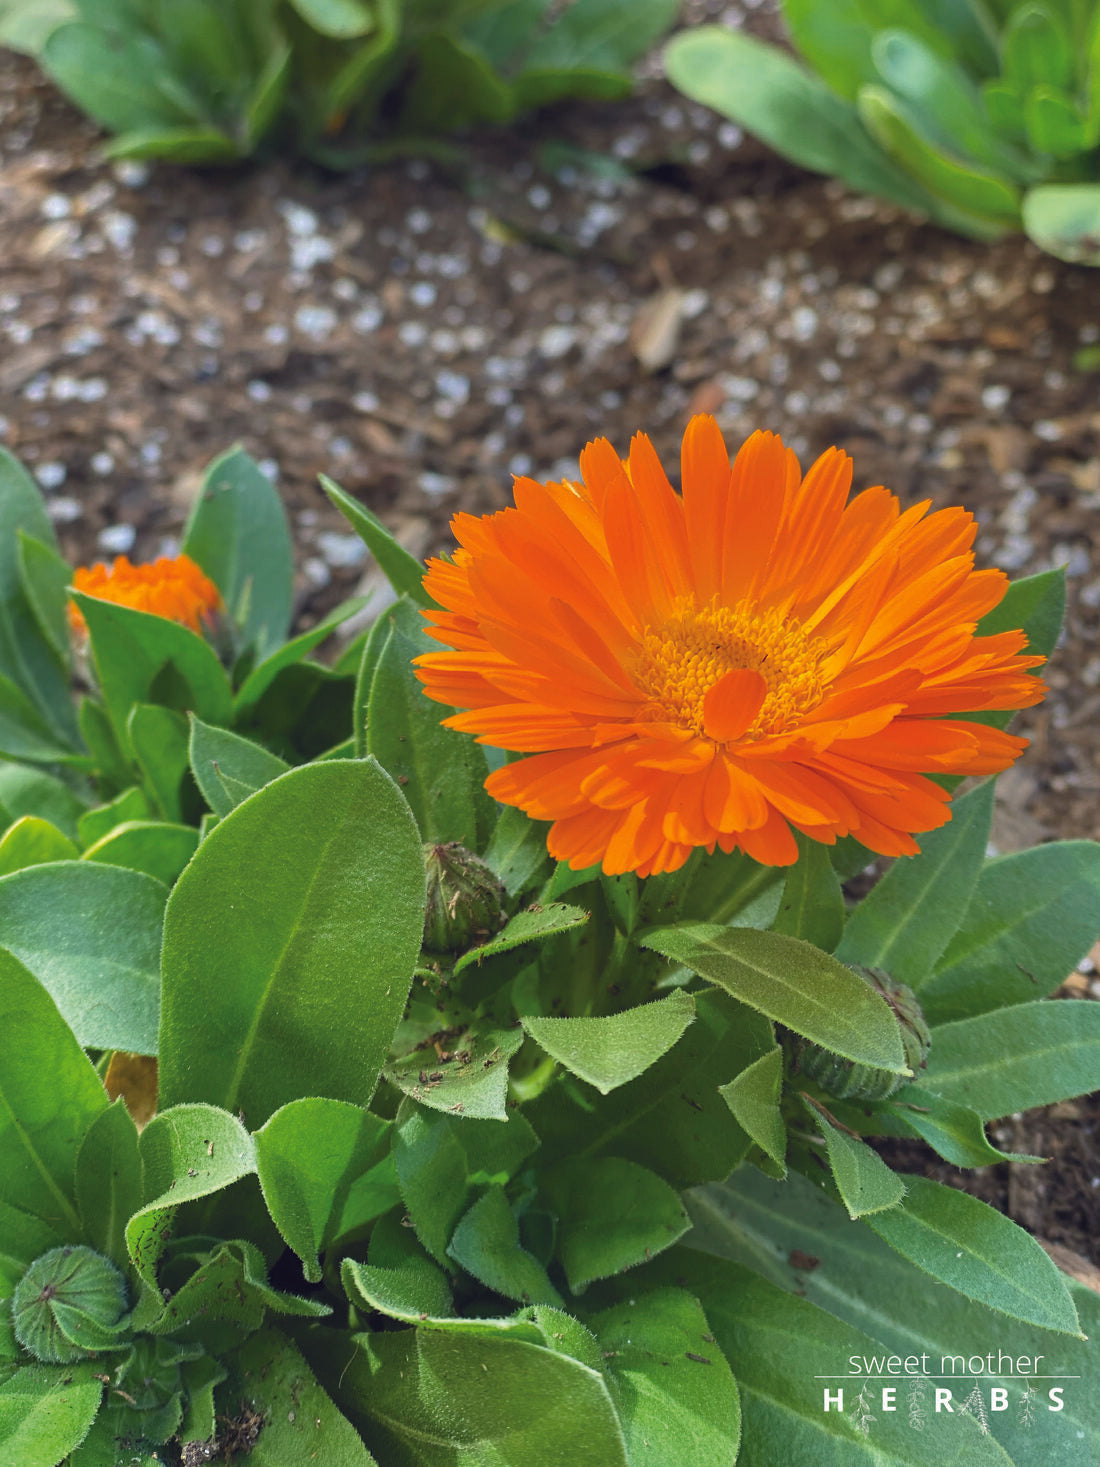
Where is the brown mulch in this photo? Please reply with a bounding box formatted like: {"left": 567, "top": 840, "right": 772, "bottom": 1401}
{"left": 1, "top": 2, "right": 1098, "bottom": 1261}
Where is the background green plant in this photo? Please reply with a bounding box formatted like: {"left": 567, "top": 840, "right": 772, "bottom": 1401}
{"left": 666, "top": 0, "right": 1100, "bottom": 265}
{"left": 0, "top": 448, "right": 1098, "bottom": 1464}
{"left": 0, "top": 0, "right": 679, "bottom": 166}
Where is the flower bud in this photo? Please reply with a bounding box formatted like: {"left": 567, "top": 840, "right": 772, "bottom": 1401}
{"left": 13, "top": 1246, "right": 129, "bottom": 1362}
{"left": 795, "top": 966, "right": 931, "bottom": 1101}
{"left": 422, "top": 842, "right": 506, "bottom": 956}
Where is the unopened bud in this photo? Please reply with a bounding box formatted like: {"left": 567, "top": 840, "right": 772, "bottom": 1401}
{"left": 422, "top": 842, "right": 506, "bottom": 956}
{"left": 13, "top": 1246, "right": 129, "bottom": 1362}
{"left": 795, "top": 966, "right": 931, "bottom": 1101}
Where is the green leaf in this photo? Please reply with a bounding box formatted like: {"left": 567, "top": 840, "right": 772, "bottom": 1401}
{"left": 922, "top": 1000, "right": 1100, "bottom": 1120}
{"left": 182, "top": 446, "right": 293, "bottom": 658}
{"left": 865, "top": 1175, "right": 1081, "bottom": 1336}
{"left": 0, "top": 948, "right": 105, "bottom": 1244}
{"left": 0, "top": 1364, "right": 102, "bottom": 1467}
{"left": 72, "top": 591, "right": 232, "bottom": 746}
{"left": 521, "top": 991, "right": 695, "bottom": 1094}
{"left": 42, "top": 21, "right": 191, "bottom": 132}
{"left": 977, "top": 565, "right": 1065, "bottom": 658}
{"left": 1023, "top": 182, "right": 1100, "bottom": 266}
{"left": 803, "top": 1097, "right": 907, "bottom": 1219}
{"left": 530, "top": 990, "right": 772, "bottom": 1188}
{"left": 0, "top": 671, "right": 77, "bottom": 763}
{"left": 400, "top": 33, "right": 516, "bottom": 131}
{"left": 226, "top": 1327, "right": 377, "bottom": 1467}
{"left": 286, "top": 0, "right": 375, "bottom": 38}
{"left": 160, "top": 760, "right": 425, "bottom": 1127}
{"left": 76, "top": 786, "right": 151, "bottom": 849}
{"left": 453, "top": 902, "right": 589, "bottom": 976}
{"left": 588, "top": 1288, "right": 741, "bottom": 1467}
{"left": 384, "top": 1026, "right": 523, "bottom": 1121}
{"left": 882, "top": 1083, "right": 1043, "bottom": 1168}
{"left": 231, "top": 596, "right": 366, "bottom": 719}
{"left": 392, "top": 1101, "right": 538, "bottom": 1267}
{"left": 125, "top": 1104, "right": 255, "bottom": 1293}
{"left": 524, "top": 0, "right": 678, "bottom": 72}
{"left": 692, "top": 1166, "right": 1100, "bottom": 1462}
{"left": 664, "top": 26, "right": 943, "bottom": 217}
{"left": 448, "top": 1186, "right": 563, "bottom": 1305}
{"left": 0, "top": 817, "right": 77, "bottom": 877}
{"left": 857, "top": 85, "right": 1022, "bottom": 231}
{"left": 771, "top": 833, "right": 844, "bottom": 950}
{"left": 320, "top": 476, "right": 432, "bottom": 607}
{"left": 719, "top": 1046, "right": 786, "bottom": 1172}
{"left": 82, "top": 821, "right": 198, "bottom": 886}
{"left": 16, "top": 531, "right": 71, "bottom": 669}
{"left": 366, "top": 620, "right": 494, "bottom": 847}
{"left": 919, "top": 840, "right": 1100, "bottom": 1022}
{"left": 545, "top": 1157, "right": 689, "bottom": 1293}
{"left": 835, "top": 779, "right": 994, "bottom": 985}
{"left": 0, "top": 861, "right": 165, "bottom": 1054}
{"left": 0, "top": 766, "right": 85, "bottom": 842}
{"left": 658, "top": 1242, "right": 1014, "bottom": 1465}
{"left": 871, "top": 29, "right": 1034, "bottom": 180}
{"left": 1025, "top": 84, "right": 1091, "bottom": 157}
{"left": 329, "top": 1325, "right": 627, "bottom": 1466}
{"left": 74, "top": 1100, "right": 142, "bottom": 1270}
{"left": 343, "top": 1216, "right": 454, "bottom": 1321}
{"left": 188, "top": 715, "right": 289, "bottom": 817}
{"left": 1003, "top": 1, "right": 1073, "bottom": 92}
{"left": 644, "top": 924, "right": 906, "bottom": 1075}
{"left": 80, "top": 696, "right": 130, "bottom": 800}
{"left": 149, "top": 1239, "right": 328, "bottom": 1350}
{"left": 0, "top": 449, "right": 77, "bottom": 745}
{"left": 255, "top": 1100, "right": 394, "bottom": 1282}
{"left": 98, "top": 124, "right": 242, "bottom": 162}
{"left": 482, "top": 804, "right": 553, "bottom": 898}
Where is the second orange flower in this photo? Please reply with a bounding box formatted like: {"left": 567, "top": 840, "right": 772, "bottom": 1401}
{"left": 416, "top": 417, "right": 1044, "bottom": 876}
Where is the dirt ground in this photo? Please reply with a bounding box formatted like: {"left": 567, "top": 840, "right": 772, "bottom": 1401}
{"left": 1, "top": 3, "right": 1097, "bottom": 1261}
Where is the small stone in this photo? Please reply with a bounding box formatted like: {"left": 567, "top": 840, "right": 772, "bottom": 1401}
{"left": 98, "top": 524, "right": 136, "bottom": 554}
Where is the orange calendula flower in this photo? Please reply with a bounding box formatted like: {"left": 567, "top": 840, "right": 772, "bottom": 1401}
{"left": 415, "top": 418, "right": 1046, "bottom": 877}
{"left": 69, "top": 554, "right": 222, "bottom": 637}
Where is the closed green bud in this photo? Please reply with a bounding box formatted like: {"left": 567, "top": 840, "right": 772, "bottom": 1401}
{"left": 795, "top": 966, "right": 931, "bottom": 1101}
{"left": 422, "top": 842, "right": 506, "bottom": 956}
{"left": 13, "top": 1246, "right": 129, "bottom": 1362}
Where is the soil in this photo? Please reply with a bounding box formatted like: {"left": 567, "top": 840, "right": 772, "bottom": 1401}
{"left": 1, "top": 1, "right": 1098, "bottom": 1263}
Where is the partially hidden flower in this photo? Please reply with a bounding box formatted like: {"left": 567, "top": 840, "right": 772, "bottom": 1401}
{"left": 415, "top": 417, "right": 1045, "bottom": 877}
{"left": 68, "top": 553, "right": 222, "bottom": 637}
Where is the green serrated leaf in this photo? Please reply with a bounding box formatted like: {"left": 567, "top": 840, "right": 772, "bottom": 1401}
{"left": 920, "top": 840, "right": 1100, "bottom": 1022}
{"left": 922, "top": 1000, "right": 1100, "bottom": 1119}
{"left": 384, "top": 1026, "right": 523, "bottom": 1121}
{"left": 719, "top": 1046, "right": 786, "bottom": 1172}
{"left": 448, "top": 1186, "right": 563, "bottom": 1305}
{"left": 836, "top": 779, "right": 994, "bottom": 986}
{"left": 803, "top": 1097, "right": 907, "bottom": 1219}
{"left": 522, "top": 991, "right": 695, "bottom": 1094}
{"left": 0, "top": 1363, "right": 102, "bottom": 1467}
{"left": 255, "top": 1100, "right": 394, "bottom": 1282}
{"left": 644, "top": 924, "right": 906, "bottom": 1074}
{"left": 545, "top": 1156, "right": 689, "bottom": 1293}
{"left": 453, "top": 903, "right": 589, "bottom": 977}
{"left": 865, "top": 1175, "right": 1081, "bottom": 1336}
{"left": 771, "top": 833, "right": 844, "bottom": 950}
{"left": 125, "top": 1104, "right": 256, "bottom": 1294}
{"left": 74, "top": 1100, "right": 142, "bottom": 1270}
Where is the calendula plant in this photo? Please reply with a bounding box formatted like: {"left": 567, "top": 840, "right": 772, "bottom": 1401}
{"left": 1, "top": 418, "right": 1099, "bottom": 1465}
{"left": 0, "top": 0, "right": 678, "bottom": 167}
{"left": 666, "top": 0, "right": 1100, "bottom": 265}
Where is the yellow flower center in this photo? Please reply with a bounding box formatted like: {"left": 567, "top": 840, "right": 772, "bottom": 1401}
{"left": 632, "top": 596, "right": 827, "bottom": 740}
